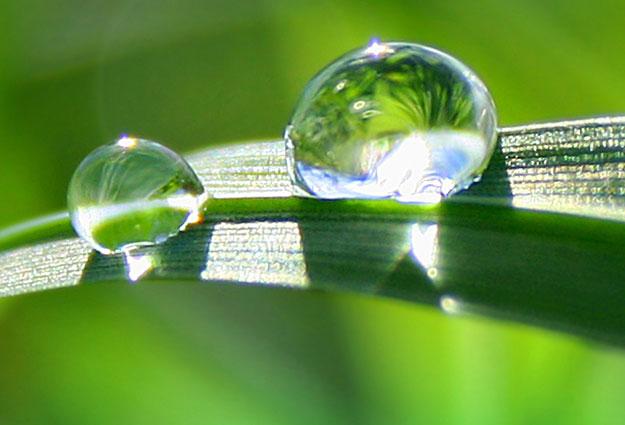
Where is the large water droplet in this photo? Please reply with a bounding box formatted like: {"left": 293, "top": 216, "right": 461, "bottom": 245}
{"left": 67, "top": 136, "right": 206, "bottom": 254}
{"left": 285, "top": 41, "right": 498, "bottom": 203}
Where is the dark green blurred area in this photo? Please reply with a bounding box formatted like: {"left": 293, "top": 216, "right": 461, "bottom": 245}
{"left": 2, "top": 0, "right": 625, "bottom": 423}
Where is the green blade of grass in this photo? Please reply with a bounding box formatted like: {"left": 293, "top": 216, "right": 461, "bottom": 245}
{"left": 2, "top": 116, "right": 625, "bottom": 346}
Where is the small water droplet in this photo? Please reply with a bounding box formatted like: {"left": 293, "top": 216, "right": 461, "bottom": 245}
{"left": 285, "top": 41, "right": 498, "bottom": 203}
{"left": 67, "top": 137, "right": 206, "bottom": 254}
{"left": 439, "top": 295, "right": 462, "bottom": 315}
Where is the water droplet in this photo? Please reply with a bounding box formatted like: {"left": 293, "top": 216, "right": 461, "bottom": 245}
{"left": 67, "top": 136, "right": 206, "bottom": 254}
{"left": 439, "top": 295, "right": 462, "bottom": 315}
{"left": 285, "top": 41, "right": 497, "bottom": 203}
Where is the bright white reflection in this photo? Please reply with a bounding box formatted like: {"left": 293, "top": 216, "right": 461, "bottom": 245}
{"left": 365, "top": 38, "right": 395, "bottom": 57}
{"left": 297, "top": 130, "right": 487, "bottom": 203}
{"left": 201, "top": 221, "right": 309, "bottom": 287}
{"left": 371, "top": 133, "right": 433, "bottom": 201}
{"left": 410, "top": 223, "right": 440, "bottom": 281}
{"left": 123, "top": 250, "right": 156, "bottom": 282}
{"left": 116, "top": 136, "right": 139, "bottom": 149}
{"left": 439, "top": 295, "right": 462, "bottom": 315}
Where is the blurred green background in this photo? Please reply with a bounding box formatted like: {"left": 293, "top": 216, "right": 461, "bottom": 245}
{"left": 2, "top": 0, "right": 625, "bottom": 423}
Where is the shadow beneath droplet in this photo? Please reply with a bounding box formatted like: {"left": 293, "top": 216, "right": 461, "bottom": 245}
{"left": 80, "top": 250, "right": 127, "bottom": 283}
{"left": 149, "top": 223, "right": 216, "bottom": 280}
{"left": 78, "top": 199, "right": 625, "bottom": 348}
{"left": 433, "top": 203, "right": 625, "bottom": 347}
{"left": 296, "top": 215, "right": 437, "bottom": 302}
{"left": 298, "top": 201, "right": 625, "bottom": 348}
{"left": 79, "top": 222, "right": 216, "bottom": 284}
